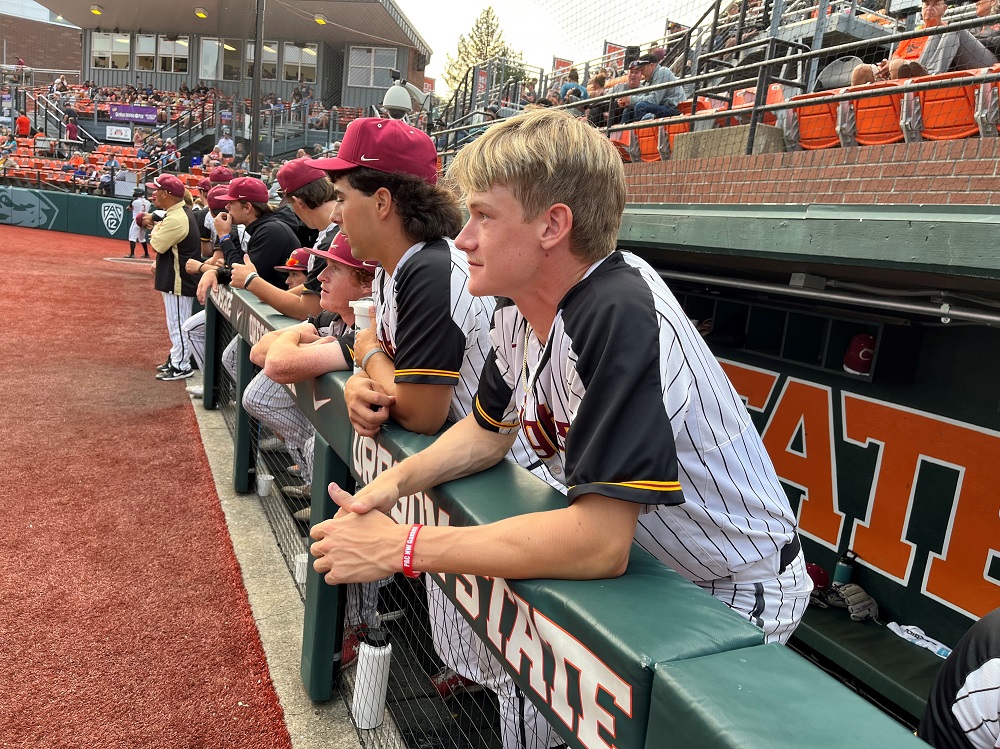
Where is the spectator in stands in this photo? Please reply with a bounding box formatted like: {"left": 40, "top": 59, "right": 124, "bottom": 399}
{"left": 161, "top": 138, "right": 180, "bottom": 170}
{"left": 586, "top": 73, "right": 610, "bottom": 126}
{"left": 308, "top": 104, "right": 330, "bottom": 130}
{"left": 216, "top": 129, "right": 236, "bottom": 160}
{"left": 973, "top": 0, "right": 1000, "bottom": 56}
{"left": 919, "top": 607, "right": 1000, "bottom": 749}
{"left": 621, "top": 53, "right": 684, "bottom": 122}
{"left": 610, "top": 64, "right": 644, "bottom": 125}
{"left": 559, "top": 68, "right": 589, "bottom": 102}
{"left": 15, "top": 110, "right": 31, "bottom": 138}
{"left": 851, "top": 0, "right": 996, "bottom": 83}
{"left": 65, "top": 117, "right": 79, "bottom": 145}
{"left": 0, "top": 130, "right": 16, "bottom": 155}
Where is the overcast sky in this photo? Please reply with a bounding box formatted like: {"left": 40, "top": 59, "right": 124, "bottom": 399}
{"left": 393, "top": 0, "right": 705, "bottom": 85}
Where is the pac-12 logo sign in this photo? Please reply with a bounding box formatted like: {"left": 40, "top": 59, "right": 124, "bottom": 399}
{"left": 101, "top": 203, "right": 123, "bottom": 234}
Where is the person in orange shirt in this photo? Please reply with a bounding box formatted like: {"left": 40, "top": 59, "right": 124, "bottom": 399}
{"left": 14, "top": 110, "right": 31, "bottom": 138}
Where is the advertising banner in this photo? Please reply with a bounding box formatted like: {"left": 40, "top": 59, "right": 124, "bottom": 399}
{"left": 109, "top": 104, "right": 158, "bottom": 124}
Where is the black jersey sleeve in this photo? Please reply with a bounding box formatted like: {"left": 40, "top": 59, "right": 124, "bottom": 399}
{"left": 336, "top": 329, "right": 356, "bottom": 365}
{"left": 560, "top": 261, "right": 686, "bottom": 507}
{"left": 392, "top": 242, "right": 465, "bottom": 386}
{"left": 473, "top": 300, "right": 522, "bottom": 434}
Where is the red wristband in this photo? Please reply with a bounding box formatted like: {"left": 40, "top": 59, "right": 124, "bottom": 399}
{"left": 402, "top": 524, "right": 423, "bottom": 578}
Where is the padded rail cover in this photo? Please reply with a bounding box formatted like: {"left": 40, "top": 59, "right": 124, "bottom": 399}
{"left": 646, "top": 644, "right": 929, "bottom": 749}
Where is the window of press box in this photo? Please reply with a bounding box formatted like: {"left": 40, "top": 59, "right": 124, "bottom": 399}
{"left": 92, "top": 32, "right": 130, "bottom": 70}
{"left": 246, "top": 41, "right": 278, "bottom": 80}
{"left": 158, "top": 35, "right": 189, "bottom": 74}
{"left": 283, "top": 42, "right": 317, "bottom": 83}
{"left": 348, "top": 46, "right": 397, "bottom": 88}
{"left": 201, "top": 38, "right": 241, "bottom": 81}
{"left": 136, "top": 34, "right": 156, "bottom": 71}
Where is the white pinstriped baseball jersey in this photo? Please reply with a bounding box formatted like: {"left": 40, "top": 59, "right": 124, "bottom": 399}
{"left": 372, "top": 238, "right": 557, "bottom": 487}
{"left": 474, "top": 250, "right": 798, "bottom": 583}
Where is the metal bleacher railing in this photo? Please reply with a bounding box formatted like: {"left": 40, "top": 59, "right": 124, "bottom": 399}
{"left": 203, "top": 281, "right": 930, "bottom": 749}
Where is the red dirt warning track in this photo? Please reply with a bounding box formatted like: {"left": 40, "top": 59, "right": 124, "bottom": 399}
{"left": 0, "top": 226, "right": 293, "bottom": 749}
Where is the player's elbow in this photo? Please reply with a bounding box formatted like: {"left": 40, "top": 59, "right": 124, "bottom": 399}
{"left": 249, "top": 345, "right": 267, "bottom": 367}
{"left": 262, "top": 358, "right": 295, "bottom": 384}
{"left": 591, "top": 539, "right": 631, "bottom": 579}
{"left": 393, "top": 410, "right": 448, "bottom": 436}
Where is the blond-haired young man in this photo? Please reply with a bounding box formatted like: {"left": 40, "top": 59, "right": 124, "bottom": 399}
{"left": 311, "top": 109, "right": 811, "bottom": 645}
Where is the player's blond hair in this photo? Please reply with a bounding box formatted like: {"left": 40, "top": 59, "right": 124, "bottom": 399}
{"left": 447, "top": 109, "right": 625, "bottom": 263}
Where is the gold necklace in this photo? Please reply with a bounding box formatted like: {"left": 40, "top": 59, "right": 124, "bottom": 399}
{"left": 521, "top": 321, "right": 532, "bottom": 396}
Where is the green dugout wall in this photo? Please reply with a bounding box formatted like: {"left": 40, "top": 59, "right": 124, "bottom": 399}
{"left": 0, "top": 186, "right": 132, "bottom": 240}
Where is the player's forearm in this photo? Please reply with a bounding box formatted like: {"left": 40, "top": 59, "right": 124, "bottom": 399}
{"left": 249, "top": 329, "right": 283, "bottom": 366}
{"left": 264, "top": 337, "right": 348, "bottom": 383}
{"left": 412, "top": 494, "right": 639, "bottom": 580}
{"left": 378, "top": 415, "right": 513, "bottom": 500}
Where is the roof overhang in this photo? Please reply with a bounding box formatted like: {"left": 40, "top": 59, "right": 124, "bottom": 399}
{"left": 39, "top": 0, "right": 431, "bottom": 58}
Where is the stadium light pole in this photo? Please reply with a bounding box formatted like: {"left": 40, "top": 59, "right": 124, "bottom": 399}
{"left": 249, "top": 0, "right": 265, "bottom": 172}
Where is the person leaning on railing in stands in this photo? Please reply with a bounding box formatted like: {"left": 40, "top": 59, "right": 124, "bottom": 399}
{"left": 852, "top": 0, "right": 997, "bottom": 83}
{"left": 309, "top": 109, "right": 812, "bottom": 648}
{"left": 620, "top": 52, "right": 684, "bottom": 123}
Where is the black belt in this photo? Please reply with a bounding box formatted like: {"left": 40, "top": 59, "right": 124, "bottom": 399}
{"left": 778, "top": 535, "right": 801, "bottom": 575}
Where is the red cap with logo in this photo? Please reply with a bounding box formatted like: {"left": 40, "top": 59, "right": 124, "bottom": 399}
{"left": 277, "top": 157, "right": 327, "bottom": 194}
{"left": 218, "top": 176, "right": 269, "bottom": 203}
{"left": 306, "top": 232, "right": 377, "bottom": 271}
{"left": 843, "top": 333, "right": 876, "bottom": 375}
{"left": 208, "top": 166, "right": 234, "bottom": 184}
{"left": 144, "top": 173, "right": 185, "bottom": 198}
{"left": 275, "top": 248, "right": 313, "bottom": 273}
{"left": 310, "top": 118, "right": 438, "bottom": 184}
{"left": 197, "top": 177, "right": 212, "bottom": 192}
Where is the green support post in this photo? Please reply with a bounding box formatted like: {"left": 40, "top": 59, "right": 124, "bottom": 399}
{"left": 233, "top": 337, "right": 255, "bottom": 494}
{"left": 300, "top": 433, "right": 351, "bottom": 702}
{"left": 202, "top": 299, "right": 218, "bottom": 410}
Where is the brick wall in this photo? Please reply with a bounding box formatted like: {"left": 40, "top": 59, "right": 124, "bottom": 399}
{"left": 626, "top": 138, "right": 1000, "bottom": 206}
{"left": 0, "top": 15, "right": 81, "bottom": 74}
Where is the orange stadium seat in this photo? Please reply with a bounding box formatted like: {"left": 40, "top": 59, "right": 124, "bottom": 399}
{"left": 910, "top": 71, "right": 979, "bottom": 140}
{"left": 635, "top": 125, "right": 662, "bottom": 162}
{"left": 845, "top": 81, "right": 905, "bottom": 146}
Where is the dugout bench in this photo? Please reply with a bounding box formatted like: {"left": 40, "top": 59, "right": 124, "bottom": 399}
{"left": 205, "top": 287, "right": 929, "bottom": 749}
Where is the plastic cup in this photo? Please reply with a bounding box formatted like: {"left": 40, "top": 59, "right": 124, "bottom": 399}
{"left": 349, "top": 298, "right": 375, "bottom": 330}
{"left": 256, "top": 473, "right": 274, "bottom": 497}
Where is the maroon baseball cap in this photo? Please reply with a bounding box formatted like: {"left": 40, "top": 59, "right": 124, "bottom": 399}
{"left": 206, "top": 184, "right": 230, "bottom": 212}
{"left": 311, "top": 118, "right": 439, "bottom": 184}
{"left": 307, "top": 232, "right": 377, "bottom": 271}
{"left": 197, "top": 177, "right": 212, "bottom": 192}
{"left": 208, "top": 166, "right": 234, "bottom": 184}
{"left": 275, "top": 248, "right": 313, "bottom": 273}
{"left": 277, "top": 157, "right": 327, "bottom": 194}
{"left": 145, "top": 173, "right": 185, "bottom": 198}
{"left": 218, "top": 176, "right": 269, "bottom": 203}
{"left": 843, "top": 333, "right": 876, "bottom": 375}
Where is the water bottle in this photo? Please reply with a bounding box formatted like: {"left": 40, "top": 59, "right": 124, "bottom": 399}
{"left": 351, "top": 627, "right": 392, "bottom": 730}
{"left": 833, "top": 550, "right": 858, "bottom": 586}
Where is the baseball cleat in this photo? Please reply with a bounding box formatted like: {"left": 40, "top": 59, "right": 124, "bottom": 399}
{"left": 429, "top": 668, "right": 485, "bottom": 700}
{"left": 156, "top": 366, "right": 194, "bottom": 381}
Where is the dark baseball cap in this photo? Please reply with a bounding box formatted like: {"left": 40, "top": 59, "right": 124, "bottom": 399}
{"left": 310, "top": 118, "right": 438, "bottom": 184}
{"left": 277, "top": 157, "right": 327, "bottom": 194}
{"left": 218, "top": 176, "right": 269, "bottom": 203}
{"left": 630, "top": 53, "right": 659, "bottom": 69}
{"left": 197, "top": 177, "right": 212, "bottom": 192}
{"left": 307, "top": 232, "right": 377, "bottom": 271}
{"left": 275, "top": 248, "right": 313, "bottom": 272}
{"left": 145, "top": 174, "right": 185, "bottom": 197}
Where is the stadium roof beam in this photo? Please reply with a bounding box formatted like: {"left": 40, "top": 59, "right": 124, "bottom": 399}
{"left": 36, "top": 0, "right": 432, "bottom": 59}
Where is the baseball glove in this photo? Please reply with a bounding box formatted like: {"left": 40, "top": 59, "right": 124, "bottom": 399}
{"left": 826, "top": 583, "right": 879, "bottom": 621}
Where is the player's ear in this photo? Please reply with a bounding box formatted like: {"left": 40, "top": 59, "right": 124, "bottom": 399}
{"left": 538, "top": 203, "right": 573, "bottom": 251}
{"left": 372, "top": 187, "right": 393, "bottom": 220}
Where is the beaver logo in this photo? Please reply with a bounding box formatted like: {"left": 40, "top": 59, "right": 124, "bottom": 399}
{"left": 0, "top": 188, "right": 59, "bottom": 229}
{"left": 101, "top": 203, "right": 123, "bottom": 234}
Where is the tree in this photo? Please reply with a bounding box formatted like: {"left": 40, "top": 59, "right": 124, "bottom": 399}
{"left": 442, "top": 7, "right": 524, "bottom": 92}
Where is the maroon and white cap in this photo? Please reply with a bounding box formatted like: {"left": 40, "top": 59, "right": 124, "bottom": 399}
{"left": 306, "top": 232, "right": 377, "bottom": 271}
{"left": 144, "top": 174, "right": 185, "bottom": 197}
{"left": 310, "top": 118, "right": 439, "bottom": 184}
{"left": 218, "top": 176, "right": 269, "bottom": 203}
{"left": 843, "top": 333, "right": 876, "bottom": 375}
{"left": 275, "top": 248, "right": 313, "bottom": 273}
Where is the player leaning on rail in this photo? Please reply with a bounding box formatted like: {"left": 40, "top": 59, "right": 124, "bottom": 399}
{"left": 310, "top": 109, "right": 812, "bottom": 644}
